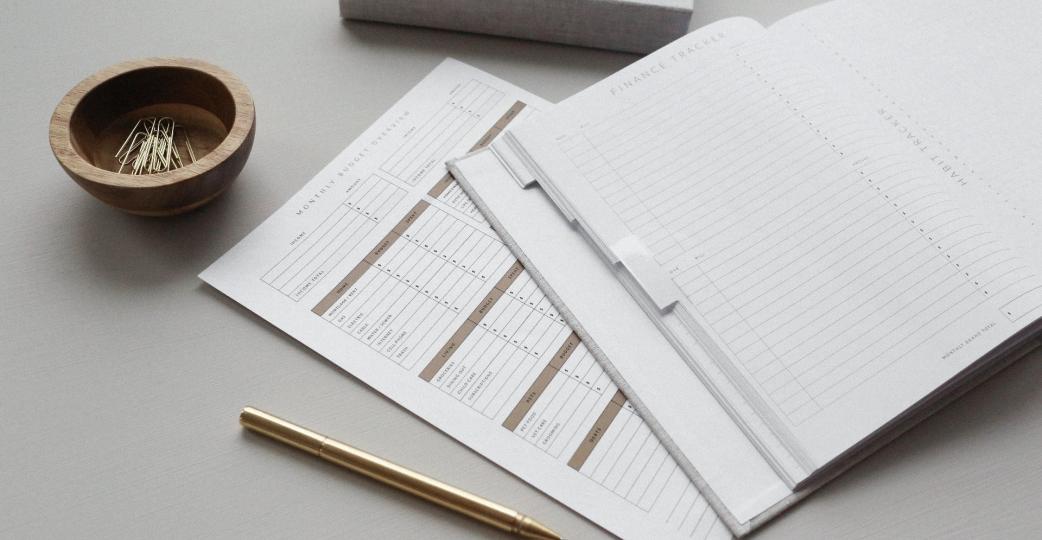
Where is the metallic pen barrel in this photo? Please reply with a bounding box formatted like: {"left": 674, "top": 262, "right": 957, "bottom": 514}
{"left": 239, "top": 407, "right": 561, "bottom": 540}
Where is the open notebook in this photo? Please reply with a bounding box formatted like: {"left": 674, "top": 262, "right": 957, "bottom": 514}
{"left": 450, "top": 0, "right": 1042, "bottom": 535}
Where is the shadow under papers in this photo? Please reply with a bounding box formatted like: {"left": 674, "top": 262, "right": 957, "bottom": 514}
{"left": 752, "top": 348, "right": 1042, "bottom": 538}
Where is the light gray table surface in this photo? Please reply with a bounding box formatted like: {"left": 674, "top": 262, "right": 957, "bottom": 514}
{"left": 3, "top": 1, "right": 1040, "bottom": 538}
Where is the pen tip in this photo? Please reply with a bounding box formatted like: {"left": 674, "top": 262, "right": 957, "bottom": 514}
{"left": 518, "top": 516, "right": 562, "bottom": 540}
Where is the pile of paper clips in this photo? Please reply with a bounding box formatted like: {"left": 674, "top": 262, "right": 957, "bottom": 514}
{"left": 114, "top": 117, "right": 196, "bottom": 175}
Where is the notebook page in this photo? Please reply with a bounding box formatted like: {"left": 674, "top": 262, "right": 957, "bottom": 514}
{"left": 202, "top": 60, "right": 728, "bottom": 540}
{"left": 510, "top": 26, "right": 1042, "bottom": 468}
{"left": 770, "top": 0, "right": 1042, "bottom": 274}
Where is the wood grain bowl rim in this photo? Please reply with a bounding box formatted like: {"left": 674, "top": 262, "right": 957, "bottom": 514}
{"left": 48, "top": 57, "right": 255, "bottom": 190}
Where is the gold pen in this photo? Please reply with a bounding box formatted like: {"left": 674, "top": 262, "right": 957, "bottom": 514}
{"left": 239, "top": 407, "right": 562, "bottom": 540}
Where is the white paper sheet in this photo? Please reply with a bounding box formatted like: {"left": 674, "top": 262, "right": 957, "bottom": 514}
{"left": 201, "top": 59, "right": 729, "bottom": 540}
{"left": 501, "top": 4, "right": 1042, "bottom": 472}
{"left": 451, "top": 1, "right": 1042, "bottom": 529}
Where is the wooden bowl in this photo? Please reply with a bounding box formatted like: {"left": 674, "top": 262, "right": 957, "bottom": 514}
{"left": 49, "top": 58, "right": 255, "bottom": 216}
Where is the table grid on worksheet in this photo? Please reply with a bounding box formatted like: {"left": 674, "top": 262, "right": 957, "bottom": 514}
{"left": 380, "top": 79, "right": 504, "bottom": 186}
{"left": 315, "top": 201, "right": 516, "bottom": 370}
{"left": 262, "top": 174, "right": 406, "bottom": 300}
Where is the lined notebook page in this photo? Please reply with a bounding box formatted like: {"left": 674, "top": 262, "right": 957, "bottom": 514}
{"left": 524, "top": 27, "right": 1042, "bottom": 464}
{"left": 773, "top": 0, "right": 1042, "bottom": 240}
{"left": 769, "top": 0, "right": 1042, "bottom": 309}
